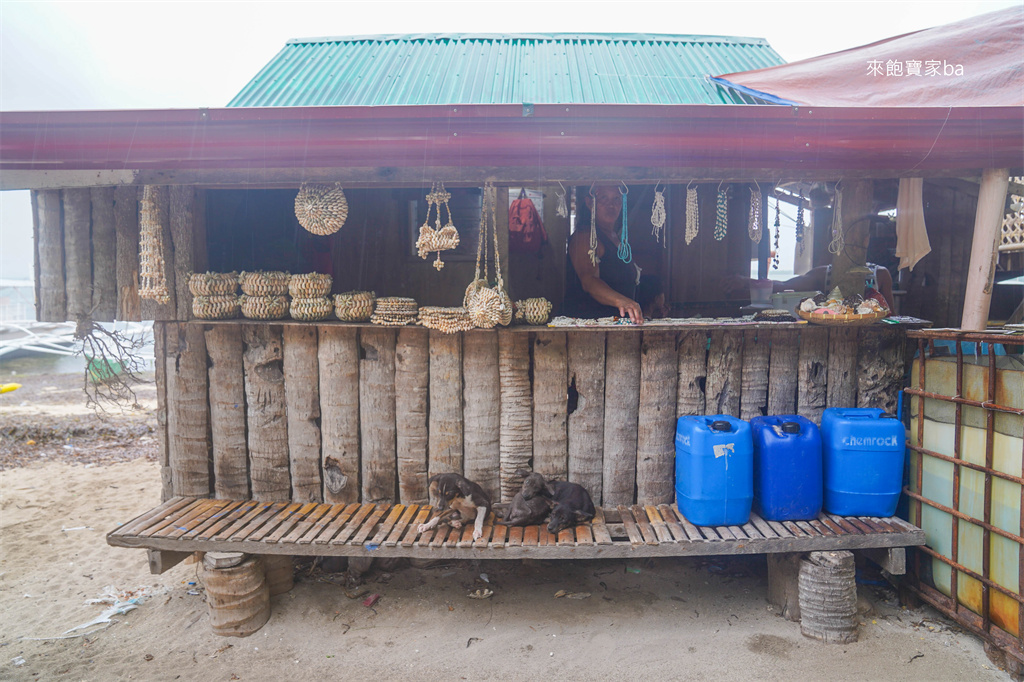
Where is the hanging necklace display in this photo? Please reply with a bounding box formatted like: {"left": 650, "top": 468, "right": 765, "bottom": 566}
{"left": 464, "top": 182, "right": 512, "bottom": 328}
{"left": 828, "top": 182, "right": 845, "bottom": 256}
{"left": 295, "top": 182, "right": 349, "bottom": 236}
{"left": 617, "top": 183, "right": 632, "bottom": 263}
{"left": 714, "top": 184, "right": 729, "bottom": 241}
{"left": 138, "top": 185, "right": 171, "bottom": 304}
{"left": 415, "top": 181, "right": 460, "bottom": 271}
{"left": 685, "top": 181, "right": 699, "bottom": 245}
{"left": 772, "top": 194, "right": 782, "bottom": 270}
{"left": 651, "top": 181, "right": 667, "bottom": 247}
{"left": 748, "top": 183, "right": 763, "bottom": 244}
{"left": 795, "top": 190, "right": 806, "bottom": 256}
{"left": 555, "top": 181, "right": 569, "bottom": 219}
{"left": 588, "top": 185, "right": 600, "bottom": 266}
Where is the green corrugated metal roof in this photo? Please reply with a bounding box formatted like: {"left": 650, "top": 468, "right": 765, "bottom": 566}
{"left": 228, "top": 33, "right": 786, "bottom": 107}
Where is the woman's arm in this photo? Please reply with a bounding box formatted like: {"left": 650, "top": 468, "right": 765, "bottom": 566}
{"left": 568, "top": 231, "right": 643, "bottom": 323}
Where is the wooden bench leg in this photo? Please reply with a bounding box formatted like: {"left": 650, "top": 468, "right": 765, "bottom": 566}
{"left": 799, "top": 550, "right": 858, "bottom": 644}
{"left": 767, "top": 552, "right": 804, "bottom": 622}
{"left": 147, "top": 549, "right": 192, "bottom": 575}
{"left": 859, "top": 547, "right": 906, "bottom": 575}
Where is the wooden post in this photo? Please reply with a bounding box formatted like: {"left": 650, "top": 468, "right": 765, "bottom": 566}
{"left": 636, "top": 331, "right": 678, "bottom": 505}
{"left": 826, "top": 328, "right": 858, "bottom": 408}
{"left": 532, "top": 331, "right": 568, "bottom": 480}
{"left": 829, "top": 179, "right": 874, "bottom": 299}
{"left": 153, "top": 322, "right": 172, "bottom": 501}
{"left": 856, "top": 327, "right": 905, "bottom": 414}
{"left": 359, "top": 328, "right": 397, "bottom": 504}
{"left": 961, "top": 168, "right": 1011, "bottom": 330}
{"left": 676, "top": 331, "right": 707, "bottom": 416}
{"left": 318, "top": 327, "right": 360, "bottom": 504}
{"left": 62, "top": 188, "right": 92, "bottom": 321}
{"left": 114, "top": 185, "right": 141, "bottom": 321}
{"left": 797, "top": 327, "right": 829, "bottom": 424}
{"left": 767, "top": 553, "right": 803, "bottom": 622}
{"left": 739, "top": 329, "right": 769, "bottom": 420}
{"left": 169, "top": 186, "right": 196, "bottom": 322}
{"left": 36, "top": 189, "right": 66, "bottom": 322}
{"left": 31, "top": 191, "right": 40, "bottom": 321}
{"left": 428, "top": 331, "right": 463, "bottom": 477}
{"left": 90, "top": 187, "right": 117, "bottom": 322}
{"left": 141, "top": 185, "right": 177, "bottom": 321}
{"left": 395, "top": 328, "right": 429, "bottom": 504}
{"left": 767, "top": 329, "right": 799, "bottom": 416}
{"left": 498, "top": 330, "right": 533, "bottom": 503}
{"left": 567, "top": 331, "right": 605, "bottom": 502}
{"left": 463, "top": 330, "right": 500, "bottom": 502}
{"left": 705, "top": 330, "right": 742, "bottom": 416}
{"left": 166, "top": 323, "right": 210, "bottom": 498}
{"left": 602, "top": 331, "right": 641, "bottom": 506}
{"left": 243, "top": 325, "right": 290, "bottom": 502}
{"left": 205, "top": 325, "right": 249, "bottom": 500}
{"left": 283, "top": 325, "right": 322, "bottom": 503}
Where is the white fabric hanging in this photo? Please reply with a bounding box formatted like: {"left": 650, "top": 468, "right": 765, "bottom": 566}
{"left": 895, "top": 178, "right": 931, "bottom": 271}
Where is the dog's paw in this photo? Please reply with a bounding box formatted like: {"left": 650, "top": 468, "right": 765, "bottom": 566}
{"left": 450, "top": 519, "right": 463, "bottom": 529}
{"left": 473, "top": 528, "right": 483, "bottom": 540}
{"left": 417, "top": 523, "right": 429, "bottom": 533}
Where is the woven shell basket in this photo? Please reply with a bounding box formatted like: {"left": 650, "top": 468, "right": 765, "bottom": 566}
{"left": 290, "top": 296, "right": 333, "bottom": 321}
{"left": 418, "top": 306, "right": 475, "bottom": 334}
{"left": 514, "top": 298, "right": 553, "bottom": 325}
{"left": 192, "top": 295, "right": 240, "bottom": 320}
{"left": 797, "top": 309, "right": 888, "bottom": 326}
{"left": 189, "top": 272, "right": 238, "bottom": 297}
{"left": 334, "top": 291, "right": 376, "bottom": 322}
{"left": 240, "top": 271, "right": 291, "bottom": 296}
{"left": 289, "top": 273, "right": 333, "bottom": 298}
{"left": 371, "top": 297, "right": 418, "bottom": 326}
{"left": 295, "top": 183, "right": 349, "bottom": 236}
{"left": 240, "top": 295, "right": 289, "bottom": 320}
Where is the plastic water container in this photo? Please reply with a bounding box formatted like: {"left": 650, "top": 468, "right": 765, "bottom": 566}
{"left": 820, "top": 407, "right": 905, "bottom": 517}
{"left": 749, "top": 415, "right": 823, "bottom": 521}
{"left": 675, "top": 415, "right": 753, "bottom": 526}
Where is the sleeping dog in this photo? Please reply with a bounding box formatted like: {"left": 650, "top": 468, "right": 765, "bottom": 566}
{"left": 417, "top": 473, "right": 492, "bottom": 540}
{"left": 498, "top": 469, "right": 553, "bottom": 526}
{"left": 524, "top": 479, "right": 596, "bottom": 535}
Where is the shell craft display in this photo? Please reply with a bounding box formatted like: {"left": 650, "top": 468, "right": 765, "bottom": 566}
{"left": 295, "top": 183, "right": 349, "bottom": 236}
{"left": 415, "top": 181, "right": 460, "bottom": 271}
{"left": 290, "top": 296, "right": 333, "bottom": 321}
{"left": 418, "top": 306, "right": 475, "bottom": 334}
{"left": 288, "top": 273, "right": 333, "bottom": 298}
{"left": 371, "top": 297, "right": 419, "bottom": 326}
{"left": 334, "top": 291, "right": 376, "bottom": 322}
{"left": 240, "top": 271, "right": 291, "bottom": 296}
{"left": 138, "top": 185, "right": 171, "bottom": 304}
{"left": 513, "top": 298, "right": 553, "bottom": 325}
{"left": 192, "top": 295, "right": 240, "bottom": 320}
{"left": 240, "top": 295, "right": 289, "bottom": 320}
{"left": 188, "top": 272, "right": 238, "bottom": 297}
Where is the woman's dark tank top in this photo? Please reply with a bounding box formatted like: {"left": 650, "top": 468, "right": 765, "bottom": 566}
{"left": 562, "top": 230, "right": 638, "bottom": 318}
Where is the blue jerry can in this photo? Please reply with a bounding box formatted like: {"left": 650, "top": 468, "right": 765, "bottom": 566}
{"left": 820, "top": 407, "right": 905, "bottom": 517}
{"left": 675, "top": 415, "right": 753, "bottom": 527}
{"left": 750, "top": 415, "right": 823, "bottom": 521}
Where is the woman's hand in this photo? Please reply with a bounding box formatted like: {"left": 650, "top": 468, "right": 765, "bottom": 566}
{"left": 618, "top": 298, "right": 644, "bottom": 324}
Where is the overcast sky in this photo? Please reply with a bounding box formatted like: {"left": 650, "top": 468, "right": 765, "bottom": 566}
{"left": 1, "top": 0, "right": 1018, "bottom": 281}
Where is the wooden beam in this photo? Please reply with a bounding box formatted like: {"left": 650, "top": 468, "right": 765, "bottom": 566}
{"left": 318, "top": 327, "right": 360, "bottom": 504}
{"left": 567, "top": 331, "right": 606, "bottom": 502}
{"left": 705, "top": 330, "right": 742, "bottom": 416}
{"left": 860, "top": 547, "right": 906, "bottom": 575}
{"left": 166, "top": 322, "right": 211, "bottom": 498}
{"left": 961, "top": 168, "right": 1011, "bottom": 330}
{"left": 428, "top": 331, "right": 463, "bottom": 477}
{"left": 676, "top": 331, "right": 707, "bottom": 416}
{"left": 169, "top": 186, "right": 196, "bottom": 321}
{"left": 797, "top": 328, "right": 828, "bottom": 425}
{"left": 636, "top": 331, "right": 678, "bottom": 505}
{"left": 739, "top": 328, "right": 769, "bottom": 420}
{"left": 462, "top": 330, "right": 500, "bottom": 502}
{"left": 602, "top": 330, "right": 641, "bottom": 506}
{"left": 242, "top": 325, "right": 290, "bottom": 501}
{"left": 62, "top": 188, "right": 92, "bottom": 321}
{"left": 205, "top": 325, "right": 249, "bottom": 500}
{"left": 141, "top": 185, "right": 177, "bottom": 321}
{"left": 283, "top": 325, "right": 322, "bottom": 503}
{"left": 359, "top": 328, "right": 397, "bottom": 504}
{"left": 532, "top": 331, "right": 568, "bottom": 481}
{"left": 395, "top": 327, "right": 429, "bottom": 504}
{"left": 90, "top": 187, "right": 117, "bottom": 322}
{"left": 147, "top": 549, "right": 192, "bottom": 575}
{"left": 114, "top": 185, "right": 141, "bottom": 321}
{"left": 36, "top": 189, "right": 66, "bottom": 322}
{"left": 826, "top": 328, "right": 858, "bottom": 408}
{"left": 153, "top": 322, "right": 172, "bottom": 501}
{"left": 498, "top": 330, "right": 533, "bottom": 503}
{"left": 829, "top": 179, "right": 874, "bottom": 299}
{"left": 767, "top": 329, "right": 799, "bottom": 416}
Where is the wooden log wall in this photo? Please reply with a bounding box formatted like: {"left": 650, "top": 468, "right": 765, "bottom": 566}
{"left": 156, "top": 322, "right": 912, "bottom": 508}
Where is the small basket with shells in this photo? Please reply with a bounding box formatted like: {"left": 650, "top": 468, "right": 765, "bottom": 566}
{"left": 513, "top": 298, "right": 553, "bottom": 325}
{"left": 192, "top": 295, "right": 240, "bottom": 320}
{"left": 796, "top": 287, "right": 889, "bottom": 326}
{"left": 294, "top": 183, "right": 349, "bottom": 236}
{"left": 371, "top": 297, "right": 419, "bottom": 326}
{"left": 240, "top": 271, "right": 291, "bottom": 297}
{"left": 418, "top": 306, "right": 475, "bottom": 334}
{"left": 240, "top": 295, "right": 289, "bottom": 320}
{"left": 290, "top": 296, "right": 333, "bottom": 321}
{"left": 289, "top": 273, "right": 332, "bottom": 298}
{"left": 334, "top": 291, "right": 376, "bottom": 322}
{"left": 188, "top": 272, "right": 238, "bottom": 297}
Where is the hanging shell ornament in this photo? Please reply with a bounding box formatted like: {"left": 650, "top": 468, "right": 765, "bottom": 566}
{"left": 685, "top": 185, "right": 699, "bottom": 245}
{"left": 295, "top": 183, "right": 349, "bottom": 236}
{"left": 714, "top": 186, "right": 729, "bottom": 241}
{"left": 651, "top": 185, "right": 667, "bottom": 247}
{"left": 415, "top": 181, "right": 460, "bottom": 271}
{"left": 464, "top": 182, "right": 512, "bottom": 328}
{"left": 748, "top": 187, "right": 763, "bottom": 244}
{"left": 138, "top": 185, "right": 171, "bottom": 304}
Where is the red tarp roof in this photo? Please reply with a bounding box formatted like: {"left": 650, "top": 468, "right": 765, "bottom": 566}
{"left": 711, "top": 7, "right": 1024, "bottom": 107}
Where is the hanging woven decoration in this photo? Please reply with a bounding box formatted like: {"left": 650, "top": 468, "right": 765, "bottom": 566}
{"left": 617, "top": 184, "right": 632, "bottom": 263}
{"left": 139, "top": 186, "right": 171, "bottom": 304}
{"left": 748, "top": 186, "right": 763, "bottom": 244}
{"left": 294, "top": 183, "right": 349, "bottom": 236}
{"left": 464, "top": 182, "right": 512, "bottom": 328}
{"left": 828, "top": 183, "right": 845, "bottom": 256}
{"left": 714, "top": 185, "right": 729, "bottom": 241}
{"left": 555, "top": 181, "right": 569, "bottom": 219}
{"left": 795, "top": 190, "right": 806, "bottom": 256}
{"left": 587, "top": 185, "right": 600, "bottom": 266}
{"left": 415, "top": 181, "right": 461, "bottom": 271}
{"left": 772, "top": 195, "right": 782, "bottom": 270}
{"left": 685, "top": 183, "right": 699, "bottom": 245}
{"left": 651, "top": 182, "right": 667, "bottom": 247}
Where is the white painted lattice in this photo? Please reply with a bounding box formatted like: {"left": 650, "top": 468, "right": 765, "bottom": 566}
{"left": 999, "top": 176, "right": 1023, "bottom": 253}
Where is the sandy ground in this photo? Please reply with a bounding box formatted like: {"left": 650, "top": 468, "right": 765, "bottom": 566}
{"left": 0, "top": 376, "right": 1016, "bottom": 681}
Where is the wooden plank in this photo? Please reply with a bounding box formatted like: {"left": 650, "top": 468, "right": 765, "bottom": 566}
{"left": 305, "top": 503, "right": 361, "bottom": 544}
{"left": 457, "top": 521, "right": 476, "bottom": 548}
{"left": 385, "top": 505, "right": 419, "bottom": 546}
{"left": 395, "top": 328, "right": 429, "bottom": 504}
{"left": 576, "top": 523, "right": 594, "bottom": 545}
{"left": 360, "top": 328, "right": 398, "bottom": 504}
{"left": 428, "top": 330, "right": 463, "bottom": 477}
{"left": 602, "top": 330, "right": 641, "bottom": 506}
{"left": 89, "top": 187, "right": 117, "bottom": 321}
{"left": 797, "top": 327, "right": 829, "bottom": 424}
{"left": 617, "top": 505, "right": 644, "bottom": 546}
{"left": 318, "top": 327, "right": 360, "bottom": 504}
{"left": 147, "top": 550, "right": 191, "bottom": 575}
{"left": 591, "top": 507, "right": 614, "bottom": 545}
{"left": 676, "top": 331, "right": 707, "bottom": 416}
{"left": 767, "top": 520, "right": 795, "bottom": 538}
{"left": 183, "top": 500, "right": 247, "bottom": 539}
{"left": 522, "top": 525, "right": 540, "bottom": 547}
{"left": 283, "top": 325, "right": 323, "bottom": 503}
{"left": 740, "top": 328, "right": 770, "bottom": 420}
{"left": 30, "top": 190, "right": 40, "bottom": 321}
{"left": 370, "top": 504, "right": 406, "bottom": 546}
{"left": 349, "top": 504, "right": 389, "bottom": 545}
{"left": 809, "top": 519, "right": 837, "bottom": 536}
{"left": 403, "top": 506, "right": 434, "bottom": 547}
{"left": 246, "top": 502, "right": 303, "bottom": 542}
{"left": 558, "top": 527, "right": 575, "bottom": 546}
{"left": 36, "top": 189, "right": 66, "bottom": 321}
{"left": 827, "top": 327, "right": 858, "bottom": 408}
{"left": 767, "top": 329, "right": 799, "bottom": 416}
{"left": 714, "top": 526, "right": 736, "bottom": 540}
{"left": 741, "top": 522, "right": 762, "bottom": 539}
{"left": 153, "top": 323, "right": 171, "bottom": 501}
{"left": 329, "top": 504, "right": 377, "bottom": 545}
{"left": 491, "top": 522, "right": 509, "bottom": 547}
{"left": 508, "top": 526, "right": 524, "bottom": 547}
{"left": 140, "top": 185, "right": 177, "bottom": 321}
{"left": 856, "top": 327, "right": 905, "bottom": 414}
{"left": 784, "top": 521, "right": 810, "bottom": 537}
{"left": 463, "top": 330, "right": 500, "bottom": 501}
{"left": 166, "top": 323, "right": 210, "bottom": 497}
{"left": 698, "top": 526, "right": 723, "bottom": 541}
{"left": 817, "top": 514, "right": 847, "bottom": 536}
{"left": 446, "top": 524, "right": 462, "bottom": 549}
{"left": 242, "top": 325, "right": 290, "bottom": 501}
{"left": 645, "top": 505, "right": 673, "bottom": 543}
{"left": 212, "top": 502, "right": 276, "bottom": 541}
{"left": 567, "top": 331, "right": 606, "bottom": 501}
{"left": 62, "top": 188, "right": 93, "bottom": 320}
{"left": 264, "top": 503, "right": 320, "bottom": 543}
{"left": 200, "top": 501, "right": 262, "bottom": 541}
{"left": 113, "top": 185, "right": 141, "bottom": 321}
{"left": 280, "top": 504, "right": 335, "bottom": 544}
{"left": 143, "top": 499, "right": 234, "bottom": 539}
{"left": 657, "top": 504, "right": 689, "bottom": 542}
{"left": 205, "top": 325, "right": 249, "bottom": 499}
{"left": 473, "top": 512, "right": 496, "bottom": 548}
{"left": 669, "top": 505, "right": 709, "bottom": 542}
{"left": 539, "top": 525, "right": 557, "bottom": 546}
{"left": 636, "top": 331, "right": 678, "bottom": 504}
{"left": 145, "top": 499, "right": 219, "bottom": 538}
{"left": 114, "top": 497, "right": 193, "bottom": 537}
{"left": 827, "top": 514, "right": 863, "bottom": 535}
{"left": 532, "top": 331, "right": 569, "bottom": 480}
{"left": 498, "top": 330, "right": 533, "bottom": 502}
{"left": 425, "top": 525, "right": 448, "bottom": 548}
{"left": 706, "top": 330, "right": 743, "bottom": 416}
{"left": 749, "top": 513, "right": 779, "bottom": 539}
{"left": 168, "top": 186, "right": 195, "bottom": 321}
{"left": 631, "top": 505, "right": 659, "bottom": 545}
{"left": 844, "top": 517, "right": 877, "bottom": 535}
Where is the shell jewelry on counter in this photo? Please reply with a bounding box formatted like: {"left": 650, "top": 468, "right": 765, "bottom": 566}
{"left": 748, "top": 186, "right": 763, "bottom": 244}
{"left": 188, "top": 272, "right": 238, "bottom": 297}
{"left": 714, "top": 186, "right": 729, "bottom": 241}
{"left": 295, "top": 183, "right": 349, "bottom": 236}
{"left": 289, "top": 273, "right": 332, "bottom": 298}
{"left": 418, "top": 306, "right": 475, "bottom": 333}
{"left": 192, "top": 295, "right": 240, "bottom": 320}
{"left": 415, "top": 181, "right": 460, "bottom": 271}
{"left": 334, "top": 290, "right": 376, "bottom": 322}
{"left": 513, "top": 298, "right": 553, "bottom": 325}
{"left": 464, "top": 182, "right": 512, "bottom": 328}
{"left": 685, "top": 183, "right": 699, "bottom": 245}
{"left": 371, "top": 296, "right": 419, "bottom": 326}
{"left": 240, "top": 271, "right": 291, "bottom": 296}
{"left": 240, "top": 295, "right": 289, "bottom": 320}
{"left": 290, "top": 296, "right": 333, "bottom": 321}
{"left": 138, "top": 186, "right": 171, "bottom": 304}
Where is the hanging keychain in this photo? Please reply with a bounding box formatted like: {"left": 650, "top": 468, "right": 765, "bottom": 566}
{"left": 748, "top": 182, "right": 763, "bottom": 244}
{"left": 685, "top": 180, "right": 699, "bottom": 245}
{"left": 618, "top": 183, "right": 632, "bottom": 263}
{"left": 795, "top": 189, "right": 806, "bottom": 256}
{"left": 556, "top": 181, "right": 568, "bottom": 219}
{"left": 651, "top": 181, "right": 666, "bottom": 247}
{"left": 828, "top": 182, "right": 845, "bottom": 256}
{"left": 714, "top": 183, "right": 729, "bottom": 241}
{"left": 772, "top": 190, "right": 781, "bottom": 270}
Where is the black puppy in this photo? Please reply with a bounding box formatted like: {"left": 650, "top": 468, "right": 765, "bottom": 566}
{"left": 498, "top": 469, "right": 553, "bottom": 527}
{"left": 537, "top": 480, "right": 596, "bottom": 534}
{"left": 417, "top": 473, "right": 492, "bottom": 540}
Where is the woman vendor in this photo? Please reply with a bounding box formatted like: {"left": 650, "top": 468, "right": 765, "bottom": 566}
{"left": 563, "top": 184, "right": 645, "bottom": 323}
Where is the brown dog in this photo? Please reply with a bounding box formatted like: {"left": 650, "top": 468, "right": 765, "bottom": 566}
{"left": 417, "top": 473, "right": 492, "bottom": 540}
{"left": 498, "top": 469, "right": 553, "bottom": 526}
